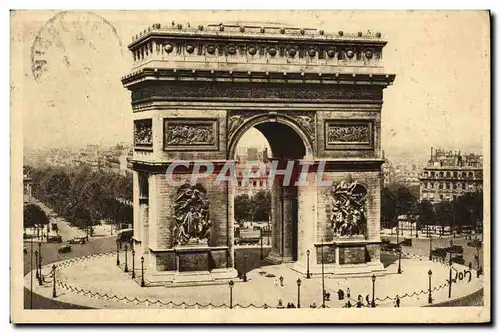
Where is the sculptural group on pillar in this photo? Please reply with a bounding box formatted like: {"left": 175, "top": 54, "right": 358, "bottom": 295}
{"left": 330, "top": 181, "right": 367, "bottom": 237}
{"left": 172, "top": 182, "right": 212, "bottom": 246}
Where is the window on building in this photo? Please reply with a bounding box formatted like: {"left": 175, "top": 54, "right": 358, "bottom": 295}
{"left": 439, "top": 182, "right": 443, "bottom": 189}
{"left": 462, "top": 183, "right": 466, "bottom": 189}
{"left": 453, "top": 171, "right": 457, "bottom": 178}
{"left": 468, "top": 172, "right": 474, "bottom": 178}
{"left": 446, "top": 171, "right": 450, "bottom": 178}
{"left": 424, "top": 171, "right": 428, "bottom": 177}
{"left": 431, "top": 182, "right": 435, "bottom": 189}
{"left": 431, "top": 171, "right": 435, "bottom": 177}
{"left": 440, "top": 194, "right": 444, "bottom": 200}
{"left": 462, "top": 172, "right": 466, "bottom": 178}
{"left": 447, "top": 182, "right": 451, "bottom": 189}
{"left": 440, "top": 171, "right": 444, "bottom": 177}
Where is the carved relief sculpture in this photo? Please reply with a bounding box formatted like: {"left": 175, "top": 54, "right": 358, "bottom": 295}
{"left": 327, "top": 124, "right": 370, "bottom": 143}
{"left": 329, "top": 181, "right": 367, "bottom": 237}
{"left": 166, "top": 123, "right": 215, "bottom": 145}
{"left": 289, "top": 112, "right": 316, "bottom": 141}
{"left": 134, "top": 119, "right": 153, "bottom": 146}
{"left": 172, "top": 182, "right": 212, "bottom": 246}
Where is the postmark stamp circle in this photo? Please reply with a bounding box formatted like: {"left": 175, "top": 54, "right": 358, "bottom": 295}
{"left": 31, "top": 11, "right": 123, "bottom": 83}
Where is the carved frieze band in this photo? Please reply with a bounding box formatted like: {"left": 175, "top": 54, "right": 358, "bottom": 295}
{"left": 131, "top": 82, "right": 383, "bottom": 106}
{"left": 134, "top": 119, "right": 153, "bottom": 147}
{"left": 324, "top": 120, "right": 373, "bottom": 151}
{"left": 164, "top": 118, "right": 219, "bottom": 151}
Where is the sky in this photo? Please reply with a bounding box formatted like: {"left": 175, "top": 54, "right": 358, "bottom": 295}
{"left": 13, "top": 10, "right": 489, "bottom": 160}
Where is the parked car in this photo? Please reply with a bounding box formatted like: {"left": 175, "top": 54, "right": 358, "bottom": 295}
{"left": 447, "top": 245, "right": 464, "bottom": 254}
{"left": 47, "top": 235, "right": 62, "bottom": 243}
{"left": 431, "top": 248, "right": 447, "bottom": 259}
{"left": 402, "top": 238, "right": 412, "bottom": 247}
{"left": 58, "top": 245, "right": 72, "bottom": 253}
{"left": 467, "top": 239, "right": 482, "bottom": 248}
{"left": 451, "top": 255, "right": 465, "bottom": 265}
{"left": 67, "top": 237, "right": 86, "bottom": 244}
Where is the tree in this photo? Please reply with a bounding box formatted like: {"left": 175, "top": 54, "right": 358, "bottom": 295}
{"left": 234, "top": 194, "right": 252, "bottom": 222}
{"left": 252, "top": 190, "right": 271, "bottom": 221}
{"left": 381, "top": 187, "right": 397, "bottom": 229}
{"left": 435, "top": 200, "right": 453, "bottom": 236}
{"left": 23, "top": 203, "right": 49, "bottom": 237}
{"left": 417, "top": 200, "right": 435, "bottom": 236}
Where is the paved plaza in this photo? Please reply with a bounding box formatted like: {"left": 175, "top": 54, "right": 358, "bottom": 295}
{"left": 26, "top": 250, "right": 483, "bottom": 309}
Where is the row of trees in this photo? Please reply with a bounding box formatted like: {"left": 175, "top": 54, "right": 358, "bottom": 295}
{"left": 26, "top": 165, "right": 133, "bottom": 232}
{"left": 381, "top": 183, "right": 483, "bottom": 234}
{"left": 234, "top": 190, "right": 271, "bottom": 223}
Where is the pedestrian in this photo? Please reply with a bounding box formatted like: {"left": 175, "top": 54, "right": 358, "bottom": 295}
{"left": 366, "top": 294, "right": 370, "bottom": 306}
{"left": 310, "top": 303, "right": 317, "bottom": 308}
{"left": 346, "top": 287, "right": 351, "bottom": 298}
{"left": 277, "top": 299, "right": 284, "bottom": 309}
{"left": 346, "top": 300, "right": 352, "bottom": 308}
{"left": 358, "top": 294, "right": 363, "bottom": 306}
{"left": 286, "top": 302, "right": 292, "bottom": 308}
{"left": 395, "top": 296, "right": 400, "bottom": 307}
{"left": 279, "top": 276, "right": 284, "bottom": 287}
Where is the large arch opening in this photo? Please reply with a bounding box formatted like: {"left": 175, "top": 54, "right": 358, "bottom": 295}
{"left": 230, "top": 119, "right": 308, "bottom": 265}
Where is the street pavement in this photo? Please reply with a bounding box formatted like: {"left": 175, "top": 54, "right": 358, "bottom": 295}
{"left": 28, "top": 249, "right": 483, "bottom": 309}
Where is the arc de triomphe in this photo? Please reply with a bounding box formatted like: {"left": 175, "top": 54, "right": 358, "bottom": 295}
{"left": 122, "top": 23, "right": 395, "bottom": 284}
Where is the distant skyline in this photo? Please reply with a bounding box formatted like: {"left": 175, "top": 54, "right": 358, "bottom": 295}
{"left": 15, "top": 11, "right": 489, "bottom": 161}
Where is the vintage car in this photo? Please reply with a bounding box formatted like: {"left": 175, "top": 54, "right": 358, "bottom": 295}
{"left": 430, "top": 248, "right": 448, "bottom": 259}
{"left": 451, "top": 255, "right": 466, "bottom": 265}
{"left": 467, "top": 239, "right": 482, "bottom": 248}
{"left": 58, "top": 245, "right": 72, "bottom": 253}
{"left": 67, "top": 237, "right": 86, "bottom": 245}
{"left": 47, "top": 235, "right": 63, "bottom": 243}
{"left": 447, "top": 245, "right": 464, "bottom": 254}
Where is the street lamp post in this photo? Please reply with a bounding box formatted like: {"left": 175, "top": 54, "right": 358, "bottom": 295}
{"left": 229, "top": 280, "right": 234, "bottom": 309}
{"left": 297, "top": 278, "right": 302, "bottom": 308}
{"left": 321, "top": 238, "right": 325, "bottom": 308}
{"left": 30, "top": 239, "right": 33, "bottom": 309}
{"left": 429, "top": 235, "right": 433, "bottom": 261}
{"left": 428, "top": 270, "right": 433, "bottom": 304}
{"left": 140, "top": 256, "right": 145, "bottom": 287}
{"left": 124, "top": 245, "right": 129, "bottom": 273}
{"left": 38, "top": 241, "right": 42, "bottom": 277}
{"left": 52, "top": 264, "right": 57, "bottom": 298}
{"left": 267, "top": 219, "right": 270, "bottom": 246}
{"left": 306, "top": 249, "right": 311, "bottom": 279}
{"left": 243, "top": 254, "right": 248, "bottom": 282}
{"left": 260, "top": 236, "right": 264, "bottom": 261}
{"left": 35, "top": 250, "right": 39, "bottom": 280}
{"left": 371, "top": 274, "right": 376, "bottom": 308}
{"left": 116, "top": 241, "right": 120, "bottom": 266}
{"left": 476, "top": 246, "right": 481, "bottom": 271}
{"left": 397, "top": 245, "right": 402, "bottom": 274}
{"left": 448, "top": 240, "right": 453, "bottom": 299}
{"left": 131, "top": 248, "right": 136, "bottom": 279}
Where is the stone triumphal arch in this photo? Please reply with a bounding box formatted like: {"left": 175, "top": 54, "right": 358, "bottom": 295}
{"left": 122, "top": 23, "right": 395, "bottom": 284}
